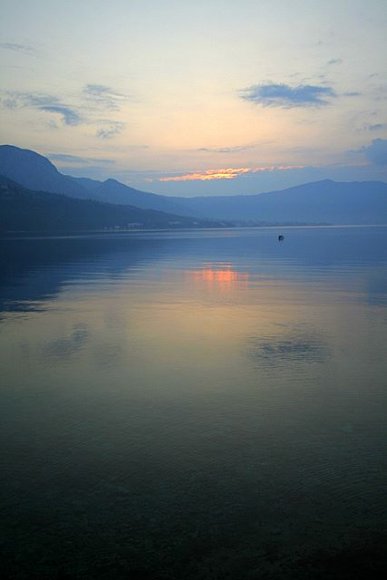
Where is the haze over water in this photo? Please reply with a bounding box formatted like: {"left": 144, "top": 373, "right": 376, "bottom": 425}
{"left": 1, "top": 226, "right": 387, "bottom": 578}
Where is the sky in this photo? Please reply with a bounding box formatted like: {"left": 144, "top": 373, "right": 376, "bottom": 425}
{"left": 1, "top": 0, "right": 387, "bottom": 196}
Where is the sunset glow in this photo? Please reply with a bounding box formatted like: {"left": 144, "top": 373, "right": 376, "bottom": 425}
{"left": 158, "top": 165, "right": 308, "bottom": 183}
{"left": 160, "top": 168, "right": 251, "bottom": 182}
{"left": 1, "top": 1, "right": 387, "bottom": 578}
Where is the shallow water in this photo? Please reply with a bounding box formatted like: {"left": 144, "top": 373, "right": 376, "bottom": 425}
{"left": 1, "top": 226, "right": 387, "bottom": 579}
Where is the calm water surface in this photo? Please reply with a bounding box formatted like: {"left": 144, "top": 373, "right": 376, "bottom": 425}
{"left": 1, "top": 226, "right": 387, "bottom": 579}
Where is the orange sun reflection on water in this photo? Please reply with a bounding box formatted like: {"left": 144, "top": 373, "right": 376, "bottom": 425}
{"left": 187, "top": 265, "right": 249, "bottom": 289}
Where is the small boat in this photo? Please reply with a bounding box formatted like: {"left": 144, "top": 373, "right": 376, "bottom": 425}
{"left": 278, "top": 234, "right": 285, "bottom": 241}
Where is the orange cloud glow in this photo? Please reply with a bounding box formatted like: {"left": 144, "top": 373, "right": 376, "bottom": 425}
{"left": 159, "top": 165, "right": 305, "bottom": 182}
{"left": 160, "top": 168, "right": 251, "bottom": 182}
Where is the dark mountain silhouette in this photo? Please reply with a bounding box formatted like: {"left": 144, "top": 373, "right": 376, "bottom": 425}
{"left": 68, "top": 176, "right": 102, "bottom": 193}
{"left": 1, "top": 144, "right": 387, "bottom": 224}
{"left": 0, "top": 175, "right": 214, "bottom": 232}
{"left": 0, "top": 145, "right": 91, "bottom": 199}
{"left": 0, "top": 145, "right": 192, "bottom": 215}
{"left": 77, "top": 177, "right": 188, "bottom": 215}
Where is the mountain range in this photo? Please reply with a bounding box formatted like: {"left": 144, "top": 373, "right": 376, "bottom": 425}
{"left": 1, "top": 144, "right": 387, "bottom": 230}
{"left": 0, "top": 175, "right": 219, "bottom": 233}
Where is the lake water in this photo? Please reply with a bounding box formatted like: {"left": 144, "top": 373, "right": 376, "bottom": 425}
{"left": 1, "top": 226, "right": 387, "bottom": 579}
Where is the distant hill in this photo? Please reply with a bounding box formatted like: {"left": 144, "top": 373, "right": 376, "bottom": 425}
{"left": 0, "top": 175, "right": 214, "bottom": 233}
{"left": 1, "top": 144, "right": 387, "bottom": 224}
{"left": 178, "top": 180, "right": 387, "bottom": 224}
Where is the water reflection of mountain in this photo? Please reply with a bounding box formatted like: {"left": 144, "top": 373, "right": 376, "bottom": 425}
{"left": 1, "top": 226, "right": 386, "bottom": 315}
{"left": 0, "top": 235, "right": 168, "bottom": 314}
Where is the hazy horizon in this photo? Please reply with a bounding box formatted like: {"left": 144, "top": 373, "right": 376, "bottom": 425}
{"left": 0, "top": 143, "right": 387, "bottom": 198}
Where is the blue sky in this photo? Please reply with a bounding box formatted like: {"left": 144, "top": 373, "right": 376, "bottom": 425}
{"left": 1, "top": 0, "right": 386, "bottom": 196}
